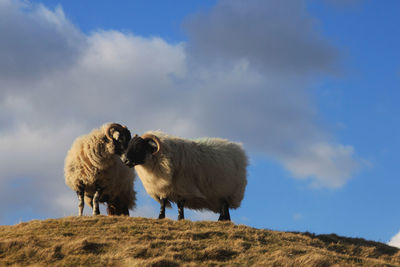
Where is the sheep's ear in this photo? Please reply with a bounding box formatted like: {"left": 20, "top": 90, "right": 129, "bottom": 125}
{"left": 112, "top": 131, "right": 120, "bottom": 140}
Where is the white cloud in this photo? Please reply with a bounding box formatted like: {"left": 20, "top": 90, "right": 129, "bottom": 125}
{"left": 283, "top": 143, "right": 359, "bottom": 188}
{"left": 0, "top": 0, "right": 360, "bottom": 224}
{"left": 183, "top": 0, "right": 338, "bottom": 73}
{"left": 0, "top": 122, "right": 87, "bottom": 222}
{"left": 388, "top": 231, "right": 400, "bottom": 248}
{"left": 0, "top": 122, "right": 83, "bottom": 178}
{"left": 0, "top": 0, "right": 84, "bottom": 85}
{"left": 53, "top": 191, "right": 79, "bottom": 217}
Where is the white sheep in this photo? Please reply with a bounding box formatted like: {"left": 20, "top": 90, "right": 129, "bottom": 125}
{"left": 64, "top": 123, "right": 136, "bottom": 216}
{"left": 121, "top": 131, "right": 248, "bottom": 221}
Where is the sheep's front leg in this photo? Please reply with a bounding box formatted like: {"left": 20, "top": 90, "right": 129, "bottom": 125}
{"left": 158, "top": 198, "right": 167, "bottom": 219}
{"left": 92, "top": 186, "right": 103, "bottom": 216}
{"left": 218, "top": 201, "right": 231, "bottom": 221}
{"left": 76, "top": 183, "right": 85, "bottom": 216}
{"left": 177, "top": 200, "right": 185, "bottom": 220}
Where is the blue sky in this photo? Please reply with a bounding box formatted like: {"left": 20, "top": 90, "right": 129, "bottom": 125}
{"left": 0, "top": 0, "right": 399, "bottom": 247}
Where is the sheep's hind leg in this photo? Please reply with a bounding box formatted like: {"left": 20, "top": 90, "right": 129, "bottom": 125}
{"left": 106, "top": 204, "right": 117, "bottom": 216}
{"left": 218, "top": 201, "right": 231, "bottom": 221}
{"left": 76, "top": 183, "right": 85, "bottom": 216}
{"left": 158, "top": 198, "right": 167, "bottom": 219}
{"left": 177, "top": 200, "right": 185, "bottom": 220}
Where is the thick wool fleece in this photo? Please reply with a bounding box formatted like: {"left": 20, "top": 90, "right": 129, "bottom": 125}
{"left": 64, "top": 123, "right": 136, "bottom": 211}
{"left": 135, "top": 131, "right": 248, "bottom": 213}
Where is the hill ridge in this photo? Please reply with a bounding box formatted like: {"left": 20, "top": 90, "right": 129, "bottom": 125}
{"left": 0, "top": 216, "right": 399, "bottom": 266}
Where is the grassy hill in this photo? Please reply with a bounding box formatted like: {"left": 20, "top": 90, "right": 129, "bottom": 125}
{"left": 0, "top": 216, "right": 399, "bottom": 266}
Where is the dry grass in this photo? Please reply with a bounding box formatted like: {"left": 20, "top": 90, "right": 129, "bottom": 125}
{"left": 0, "top": 216, "right": 399, "bottom": 266}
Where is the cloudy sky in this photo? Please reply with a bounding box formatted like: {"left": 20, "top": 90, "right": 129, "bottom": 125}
{"left": 0, "top": 0, "right": 399, "bottom": 247}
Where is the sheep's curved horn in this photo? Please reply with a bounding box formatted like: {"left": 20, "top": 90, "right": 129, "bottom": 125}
{"left": 105, "top": 123, "right": 124, "bottom": 141}
{"left": 141, "top": 133, "right": 161, "bottom": 155}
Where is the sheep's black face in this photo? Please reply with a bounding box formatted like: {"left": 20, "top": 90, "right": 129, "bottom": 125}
{"left": 113, "top": 127, "right": 132, "bottom": 156}
{"left": 122, "top": 136, "right": 151, "bottom": 167}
